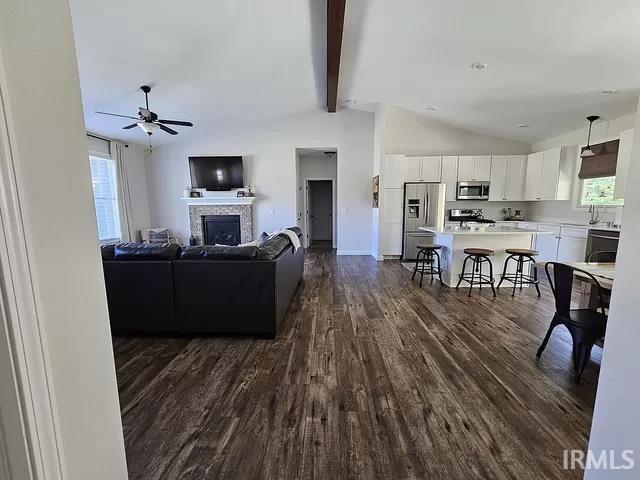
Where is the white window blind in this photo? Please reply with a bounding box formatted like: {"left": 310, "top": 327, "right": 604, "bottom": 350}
{"left": 89, "top": 155, "right": 121, "bottom": 242}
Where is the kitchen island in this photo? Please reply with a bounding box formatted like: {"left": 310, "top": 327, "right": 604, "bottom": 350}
{"left": 419, "top": 225, "right": 553, "bottom": 288}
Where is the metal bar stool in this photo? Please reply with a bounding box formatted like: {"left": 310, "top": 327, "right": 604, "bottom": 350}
{"left": 497, "top": 248, "right": 541, "bottom": 296}
{"left": 411, "top": 245, "right": 444, "bottom": 287}
{"left": 455, "top": 248, "right": 496, "bottom": 297}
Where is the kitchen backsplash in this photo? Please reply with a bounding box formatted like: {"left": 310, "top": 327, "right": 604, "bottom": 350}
{"left": 445, "top": 201, "right": 530, "bottom": 221}
{"left": 445, "top": 200, "right": 624, "bottom": 225}
{"left": 528, "top": 201, "right": 622, "bottom": 224}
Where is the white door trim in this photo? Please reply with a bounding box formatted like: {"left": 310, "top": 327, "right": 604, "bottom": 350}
{"left": 0, "top": 48, "right": 65, "bottom": 480}
{"left": 303, "top": 177, "right": 337, "bottom": 248}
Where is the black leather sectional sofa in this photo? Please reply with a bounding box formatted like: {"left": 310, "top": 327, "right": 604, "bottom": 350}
{"left": 100, "top": 227, "right": 304, "bottom": 338}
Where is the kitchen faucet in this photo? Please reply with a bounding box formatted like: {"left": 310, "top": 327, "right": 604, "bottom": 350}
{"left": 588, "top": 205, "right": 600, "bottom": 225}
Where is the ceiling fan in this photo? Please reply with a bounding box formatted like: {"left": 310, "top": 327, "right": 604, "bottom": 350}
{"left": 96, "top": 85, "right": 193, "bottom": 136}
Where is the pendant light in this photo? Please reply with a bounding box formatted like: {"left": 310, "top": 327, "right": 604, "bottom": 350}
{"left": 581, "top": 115, "right": 600, "bottom": 157}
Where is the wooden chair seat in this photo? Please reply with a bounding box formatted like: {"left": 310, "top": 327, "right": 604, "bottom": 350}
{"left": 505, "top": 248, "right": 538, "bottom": 256}
{"left": 463, "top": 248, "right": 494, "bottom": 256}
{"left": 416, "top": 244, "right": 442, "bottom": 250}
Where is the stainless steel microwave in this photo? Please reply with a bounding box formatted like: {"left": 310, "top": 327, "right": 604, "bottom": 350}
{"left": 456, "top": 181, "right": 490, "bottom": 200}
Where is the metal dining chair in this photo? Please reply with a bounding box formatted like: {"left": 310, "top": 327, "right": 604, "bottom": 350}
{"left": 536, "top": 262, "right": 608, "bottom": 383}
{"left": 586, "top": 250, "right": 617, "bottom": 262}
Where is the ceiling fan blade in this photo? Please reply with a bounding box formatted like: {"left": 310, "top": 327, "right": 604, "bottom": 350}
{"left": 157, "top": 119, "right": 193, "bottom": 127}
{"left": 122, "top": 123, "right": 138, "bottom": 129}
{"left": 96, "top": 111, "right": 139, "bottom": 120}
{"left": 157, "top": 123, "right": 178, "bottom": 135}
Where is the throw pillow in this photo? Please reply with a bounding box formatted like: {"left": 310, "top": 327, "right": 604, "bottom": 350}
{"left": 148, "top": 228, "right": 170, "bottom": 243}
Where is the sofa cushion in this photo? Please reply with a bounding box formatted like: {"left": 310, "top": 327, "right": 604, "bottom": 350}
{"left": 100, "top": 243, "right": 116, "bottom": 260}
{"left": 287, "top": 226, "right": 303, "bottom": 237}
{"left": 256, "top": 235, "right": 292, "bottom": 260}
{"left": 179, "top": 245, "right": 258, "bottom": 260}
{"left": 114, "top": 242, "right": 181, "bottom": 260}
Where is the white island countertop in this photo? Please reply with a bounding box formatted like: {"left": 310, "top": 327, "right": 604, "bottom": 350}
{"left": 420, "top": 225, "right": 553, "bottom": 235}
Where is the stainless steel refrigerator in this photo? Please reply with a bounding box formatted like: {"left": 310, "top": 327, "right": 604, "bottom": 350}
{"left": 402, "top": 182, "right": 446, "bottom": 261}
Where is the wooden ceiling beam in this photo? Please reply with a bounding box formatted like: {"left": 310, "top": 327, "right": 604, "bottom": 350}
{"left": 327, "top": 0, "right": 346, "bottom": 113}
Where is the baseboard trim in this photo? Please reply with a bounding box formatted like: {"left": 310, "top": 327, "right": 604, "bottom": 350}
{"left": 336, "top": 250, "right": 371, "bottom": 256}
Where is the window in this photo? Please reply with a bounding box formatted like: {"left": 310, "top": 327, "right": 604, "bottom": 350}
{"left": 89, "top": 155, "right": 121, "bottom": 242}
{"left": 579, "top": 176, "right": 623, "bottom": 207}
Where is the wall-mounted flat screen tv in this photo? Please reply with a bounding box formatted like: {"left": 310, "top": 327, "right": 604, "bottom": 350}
{"left": 189, "top": 156, "right": 244, "bottom": 191}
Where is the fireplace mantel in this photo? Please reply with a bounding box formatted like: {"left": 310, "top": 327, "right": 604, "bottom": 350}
{"left": 181, "top": 196, "right": 256, "bottom": 206}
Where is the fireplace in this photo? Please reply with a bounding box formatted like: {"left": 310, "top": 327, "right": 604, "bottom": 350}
{"left": 202, "top": 215, "right": 241, "bottom": 246}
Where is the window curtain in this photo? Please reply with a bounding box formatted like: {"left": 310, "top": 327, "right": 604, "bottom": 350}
{"left": 112, "top": 141, "right": 136, "bottom": 242}
{"left": 578, "top": 139, "right": 619, "bottom": 179}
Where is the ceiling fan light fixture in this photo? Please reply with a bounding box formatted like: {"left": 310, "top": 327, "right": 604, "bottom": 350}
{"left": 138, "top": 122, "right": 158, "bottom": 135}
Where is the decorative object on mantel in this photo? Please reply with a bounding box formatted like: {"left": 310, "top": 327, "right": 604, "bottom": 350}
{"left": 236, "top": 190, "right": 246, "bottom": 197}
{"left": 190, "top": 190, "right": 202, "bottom": 198}
{"left": 245, "top": 185, "right": 255, "bottom": 197}
{"left": 372, "top": 175, "right": 379, "bottom": 208}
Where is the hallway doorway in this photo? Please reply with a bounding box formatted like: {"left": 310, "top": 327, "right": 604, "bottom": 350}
{"left": 306, "top": 179, "right": 334, "bottom": 248}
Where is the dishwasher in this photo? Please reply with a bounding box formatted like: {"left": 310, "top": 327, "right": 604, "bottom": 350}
{"left": 585, "top": 229, "right": 619, "bottom": 261}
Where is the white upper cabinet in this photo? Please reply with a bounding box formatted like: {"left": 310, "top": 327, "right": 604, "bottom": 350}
{"left": 490, "top": 155, "right": 526, "bottom": 201}
{"left": 457, "top": 156, "right": 491, "bottom": 181}
{"left": 524, "top": 147, "right": 571, "bottom": 201}
{"left": 457, "top": 156, "right": 475, "bottom": 181}
{"left": 614, "top": 128, "right": 634, "bottom": 199}
{"left": 441, "top": 156, "right": 458, "bottom": 202}
{"left": 524, "top": 152, "right": 544, "bottom": 200}
{"left": 475, "top": 156, "right": 492, "bottom": 181}
{"left": 383, "top": 154, "right": 442, "bottom": 188}
{"left": 404, "top": 156, "right": 422, "bottom": 183}
{"left": 383, "top": 154, "right": 406, "bottom": 188}
{"left": 489, "top": 156, "right": 508, "bottom": 201}
{"left": 420, "top": 156, "right": 443, "bottom": 182}
{"left": 505, "top": 155, "right": 527, "bottom": 201}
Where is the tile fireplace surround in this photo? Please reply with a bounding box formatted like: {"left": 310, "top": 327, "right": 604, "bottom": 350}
{"left": 188, "top": 204, "right": 253, "bottom": 245}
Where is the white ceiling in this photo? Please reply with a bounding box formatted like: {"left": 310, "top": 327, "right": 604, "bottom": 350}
{"left": 71, "top": 0, "right": 640, "bottom": 145}
{"left": 340, "top": 0, "right": 640, "bottom": 142}
{"left": 70, "top": 0, "right": 325, "bottom": 146}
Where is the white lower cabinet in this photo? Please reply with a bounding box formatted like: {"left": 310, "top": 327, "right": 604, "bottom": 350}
{"left": 382, "top": 224, "right": 402, "bottom": 255}
{"left": 556, "top": 226, "right": 588, "bottom": 262}
{"left": 524, "top": 224, "right": 588, "bottom": 263}
{"left": 535, "top": 225, "right": 561, "bottom": 263}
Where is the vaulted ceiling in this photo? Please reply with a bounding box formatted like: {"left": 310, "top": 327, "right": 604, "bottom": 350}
{"left": 71, "top": 0, "right": 640, "bottom": 145}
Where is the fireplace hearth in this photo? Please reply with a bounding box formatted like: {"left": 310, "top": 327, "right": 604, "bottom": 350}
{"left": 202, "top": 215, "right": 241, "bottom": 246}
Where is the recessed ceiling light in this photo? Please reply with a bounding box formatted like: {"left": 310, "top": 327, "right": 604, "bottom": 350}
{"left": 470, "top": 62, "right": 489, "bottom": 71}
{"left": 425, "top": 105, "right": 438, "bottom": 111}
{"left": 342, "top": 99, "right": 357, "bottom": 104}
{"left": 518, "top": 123, "right": 530, "bottom": 128}
{"left": 599, "top": 89, "right": 618, "bottom": 95}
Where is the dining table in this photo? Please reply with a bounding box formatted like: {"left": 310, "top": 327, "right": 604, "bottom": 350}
{"left": 540, "top": 261, "right": 615, "bottom": 309}
{"left": 568, "top": 262, "right": 615, "bottom": 309}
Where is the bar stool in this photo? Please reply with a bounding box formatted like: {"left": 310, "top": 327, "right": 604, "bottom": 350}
{"left": 497, "top": 248, "right": 541, "bottom": 296}
{"left": 411, "top": 245, "right": 444, "bottom": 287}
{"left": 455, "top": 248, "right": 496, "bottom": 297}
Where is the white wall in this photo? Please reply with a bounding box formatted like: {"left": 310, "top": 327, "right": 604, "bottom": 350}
{"left": 0, "top": 0, "right": 127, "bottom": 478}
{"left": 529, "top": 113, "right": 636, "bottom": 224}
{"left": 585, "top": 101, "right": 640, "bottom": 479}
{"left": 383, "top": 105, "right": 531, "bottom": 156}
{"left": 146, "top": 108, "right": 375, "bottom": 254}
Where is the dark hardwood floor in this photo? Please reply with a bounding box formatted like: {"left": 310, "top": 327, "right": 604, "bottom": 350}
{"left": 114, "top": 250, "right": 600, "bottom": 480}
